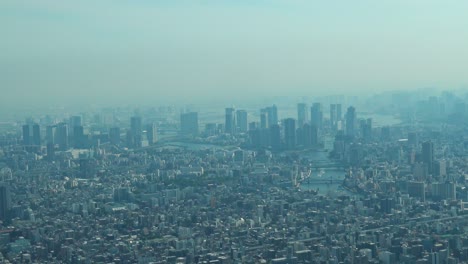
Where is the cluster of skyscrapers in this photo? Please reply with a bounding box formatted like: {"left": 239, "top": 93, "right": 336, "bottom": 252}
{"left": 179, "top": 103, "right": 370, "bottom": 151}
{"left": 21, "top": 115, "right": 158, "bottom": 159}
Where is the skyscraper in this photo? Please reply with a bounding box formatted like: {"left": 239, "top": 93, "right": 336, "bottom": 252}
{"left": 345, "top": 106, "right": 356, "bottom": 139}
{"left": 270, "top": 124, "right": 281, "bottom": 150}
{"left": 46, "top": 125, "right": 56, "bottom": 145}
{"left": 32, "top": 123, "right": 41, "bottom": 146}
{"left": 310, "top": 103, "right": 323, "bottom": 130}
{"left": 284, "top": 118, "right": 296, "bottom": 150}
{"left": 22, "top": 124, "right": 30, "bottom": 146}
{"left": 56, "top": 122, "right": 69, "bottom": 151}
{"left": 130, "top": 116, "right": 142, "bottom": 148}
{"left": 146, "top": 123, "right": 157, "bottom": 145}
{"left": 422, "top": 141, "right": 434, "bottom": 174}
{"left": 69, "top": 115, "right": 82, "bottom": 136}
{"left": 336, "top": 104, "right": 342, "bottom": 121}
{"left": 0, "top": 184, "right": 11, "bottom": 222}
{"left": 73, "top": 125, "right": 85, "bottom": 148}
{"left": 236, "top": 110, "right": 248, "bottom": 133}
{"left": 180, "top": 112, "right": 199, "bottom": 135}
{"left": 360, "top": 118, "right": 372, "bottom": 141}
{"left": 297, "top": 103, "right": 308, "bottom": 127}
{"left": 225, "top": 107, "right": 235, "bottom": 134}
{"left": 260, "top": 109, "right": 268, "bottom": 129}
{"left": 267, "top": 105, "right": 278, "bottom": 128}
{"left": 330, "top": 104, "right": 337, "bottom": 128}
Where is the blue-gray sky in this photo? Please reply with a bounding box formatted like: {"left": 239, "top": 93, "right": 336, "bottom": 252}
{"left": 1, "top": 0, "right": 468, "bottom": 107}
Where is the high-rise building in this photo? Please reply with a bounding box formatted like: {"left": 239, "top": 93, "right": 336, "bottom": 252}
{"left": 73, "top": 125, "right": 85, "bottom": 149}
{"left": 302, "top": 123, "right": 318, "bottom": 147}
{"left": 22, "top": 124, "right": 30, "bottom": 146}
{"left": 56, "top": 123, "right": 69, "bottom": 151}
{"left": 270, "top": 124, "right": 281, "bottom": 150}
{"left": 69, "top": 116, "right": 82, "bottom": 136}
{"left": 336, "top": 104, "right": 342, "bottom": 121}
{"left": 432, "top": 182, "right": 456, "bottom": 201}
{"left": 46, "top": 125, "right": 56, "bottom": 145}
{"left": 32, "top": 123, "right": 41, "bottom": 146}
{"left": 345, "top": 106, "right": 356, "bottom": 139}
{"left": 46, "top": 143, "right": 55, "bottom": 161}
{"left": 300, "top": 124, "right": 310, "bottom": 147}
{"left": 225, "top": 108, "right": 235, "bottom": 134}
{"left": 422, "top": 141, "right": 434, "bottom": 174}
{"left": 311, "top": 103, "right": 323, "bottom": 130}
{"left": 330, "top": 104, "right": 337, "bottom": 128}
{"left": 69, "top": 115, "right": 82, "bottom": 128}
{"left": 130, "top": 116, "right": 142, "bottom": 148}
{"left": 146, "top": 123, "right": 157, "bottom": 145}
{"left": 297, "top": 103, "right": 308, "bottom": 127}
{"left": 109, "top": 127, "right": 121, "bottom": 145}
{"left": 0, "top": 184, "right": 11, "bottom": 222}
{"left": 408, "top": 181, "right": 425, "bottom": 202}
{"left": 267, "top": 105, "right": 278, "bottom": 128}
{"left": 284, "top": 118, "right": 296, "bottom": 150}
{"left": 360, "top": 118, "right": 372, "bottom": 141}
{"left": 180, "top": 112, "right": 199, "bottom": 135}
{"left": 236, "top": 110, "right": 248, "bottom": 133}
{"left": 260, "top": 109, "right": 268, "bottom": 129}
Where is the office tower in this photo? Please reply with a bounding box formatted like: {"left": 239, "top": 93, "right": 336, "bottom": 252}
{"left": 69, "top": 116, "right": 82, "bottom": 136}
{"left": 22, "top": 124, "right": 30, "bottom": 146}
{"left": 73, "top": 125, "right": 85, "bottom": 148}
{"left": 126, "top": 129, "right": 133, "bottom": 148}
{"left": 146, "top": 123, "right": 157, "bottom": 145}
{"left": 259, "top": 128, "right": 270, "bottom": 148}
{"left": 46, "top": 143, "right": 55, "bottom": 161}
{"left": 336, "top": 104, "right": 342, "bottom": 121}
{"left": 109, "top": 127, "right": 121, "bottom": 145}
{"left": 180, "top": 112, "right": 199, "bottom": 135}
{"left": 310, "top": 103, "right": 323, "bottom": 130}
{"left": 32, "top": 124, "right": 41, "bottom": 146}
{"left": 236, "top": 110, "right": 248, "bottom": 133}
{"left": 204, "top": 123, "right": 218, "bottom": 136}
{"left": 248, "top": 122, "right": 257, "bottom": 131}
{"left": 284, "top": 118, "right": 296, "bottom": 149}
{"left": 260, "top": 109, "right": 268, "bottom": 129}
{"left": 296, "top": 126, "right": 304, "bottom": 147}
{"left": 267, "top": 105, "right": 278, "bottom": 127}
{"left": 297, "top": 103, "right": 308, "bottom": 127}
{"left": 225, "top": 108, "right": 235, "bottom": 134}
{"left": 130, "top": 116, "right": 142, "bottom": 148}
{"left": 413, "top": 162, "right": 428, "bottom": 181}
{"left": 69, "top": 115, "right": 82, "bottom": 128}
{"left": 302, "top": 123, "right": 318, "bottom": 147}
{"left": 249, "top": 129, "right": 261, "bottom": 148}
{"left": 301, "top": 124, "right": 311, "bottom": 147}
{"left": 360, "top": 118, "right": 372, "bottom": 141}
{"left": 408, "top": 181, "right": 425, "bottom": 202}
{"left": 270, "top": 124, "right": 281, "bottom": 150}
{"left": 46, "top": 125, "right": 56, "bottom": 145}
{"left": 345, "top": 106, "right": 356, "bottom": 138}
{"left": 330, "top": 104, "right": 337, "bottom": 128}
{"left": 431, "top": 182, "right": 456, "bottom": 201}
{"left": 0, "top": 184, "right": 11, "bottom": 222}
{"left": 56, "top": 123, "right": 69, "bottom": 151}
{"left": 422, "top": 141, "right": 434, "bottom": 174}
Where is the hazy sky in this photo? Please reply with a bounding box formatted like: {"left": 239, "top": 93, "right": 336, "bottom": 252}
{"left": 2, "top": 0, "right": 468, "bottom": 107}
